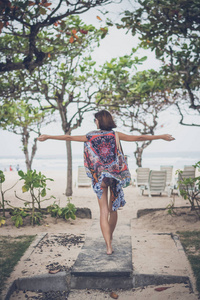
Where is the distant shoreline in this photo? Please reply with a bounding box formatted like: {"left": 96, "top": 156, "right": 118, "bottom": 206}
{"left": 0, "top": 151, "right": 199, "bottom": 175}
{"left": 0, "top": 150, "right": 199, "bottom": 160}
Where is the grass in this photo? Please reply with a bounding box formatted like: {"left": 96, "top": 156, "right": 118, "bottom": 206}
{"left": 0, "top": 235, "right": 35, "bottom": 296}
{"left": 177, "top": 231, "right": 200, "bottom": 295}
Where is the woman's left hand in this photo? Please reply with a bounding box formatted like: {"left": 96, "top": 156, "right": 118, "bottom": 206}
{"left": 162, "top": 134, "right": 175, "bottom": 141}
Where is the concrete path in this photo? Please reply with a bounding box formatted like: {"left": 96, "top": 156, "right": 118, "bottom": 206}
{"left": 3, "top": 209, "right": 199, "bottom": 299}
{"left": 132, "top": 230, "right": 189, "bottom": 276}
{"left": 71, "top": 218, "right": 194, "bottom": 290}
{"left": 131, "top": 228, "right": 196, "bottom": 289}
{"left": 71, "top": 220, "right": 133, "bottom": 290}
{"left": 68, "top": 284, "right": 197, "bottom": 300}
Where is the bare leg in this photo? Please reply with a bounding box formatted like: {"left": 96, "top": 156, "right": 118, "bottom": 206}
{"left": 98, "top": 184, "right": 113, "bottom": 255}
{"left": 108, "top": 188, "right": 118, "bottom": 241}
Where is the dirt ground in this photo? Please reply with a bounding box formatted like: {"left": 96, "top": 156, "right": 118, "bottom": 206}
{"left": 133, "top": 207, "right": 200, "bottom": 232}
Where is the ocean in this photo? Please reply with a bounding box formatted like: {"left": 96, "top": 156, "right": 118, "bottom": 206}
{"left": 0, "top": 151, "right": 199, "bottom": 173}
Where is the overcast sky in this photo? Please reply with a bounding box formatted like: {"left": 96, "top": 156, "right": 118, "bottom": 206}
{"left": 0, "top": 0, "right": 200, "bottom": 158}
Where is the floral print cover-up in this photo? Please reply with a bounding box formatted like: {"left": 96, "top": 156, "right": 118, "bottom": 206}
{"left": 84, "top": 130, "right": 131, "bottom": 211}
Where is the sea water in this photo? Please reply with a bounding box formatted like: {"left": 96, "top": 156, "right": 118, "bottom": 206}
{"left": 0, "top": 151, "right": 199, "bottom": 173}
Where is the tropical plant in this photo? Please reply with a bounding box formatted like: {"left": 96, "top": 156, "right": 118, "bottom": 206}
{"left": 177, "top": 161, "right": 200, "bottom": 218}
{"left": 30, "top": 211, "right": 44, "bottom": 226}
{"left": 47, "top": 199, "right": 76, "bottom": 221}
{"left": 0, "top": 170, "right": 5, "bottom": 216}
{"left": 0, "top": 169, "right": 19, "bottom": 219}
{"left": 47, "top": 202, "right": 63, "bottom": 220}
{"left": 61, "top": 199, "right": 76, "bottom": 221}
{"left": 10, "top": 208, "right": 29, "bottom": 228}
{"left": 17, "top": 170, "right": 55, "bottom": 225}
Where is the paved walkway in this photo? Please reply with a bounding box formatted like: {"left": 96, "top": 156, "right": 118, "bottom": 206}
{"left": 5, "top": 217, "right": 199, "bottom": 300}
{"left": 71, "top": 220, "right": 133, "bottom": 290}
{"left": 2, "top": 184, "right": 200, "bottom": 299}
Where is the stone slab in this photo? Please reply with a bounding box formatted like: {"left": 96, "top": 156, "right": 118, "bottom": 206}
{"left": 71, "top": 219, "right": 133, "bottom": 289}
{"left": 15, "top": 271, "right": 70, "bottom": 293}
{"left": 133, "top": 273, "right": 191, "bottom": 289}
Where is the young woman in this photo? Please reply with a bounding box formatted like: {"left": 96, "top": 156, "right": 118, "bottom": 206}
{"left": 37, "top": 110, "right": 175, "bottom": 255}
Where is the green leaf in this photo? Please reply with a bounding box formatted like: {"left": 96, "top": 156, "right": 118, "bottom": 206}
{"left": 22, "top": 185, "right": 29, "bottom": 193}
{"left": 19, "top": 216, "right": 23, "bottom": 225}
{"left": 71, "top": 214, "right": 76, "bottom": 220}
{"left": 18, "top": 170, "right": 24, "bottom": 177}
{"left": 15, "top": 219, "right": 19, "bottom": 228}
{"left": 0, "top": 217, "right": 6, "bottom": 226}
{"left": 39, "top": 6, "right": 46, "bottom": 15}
{"left": 0, "top": 170, "right": 5, "bottom": 183}
{"left": 41, "top": 188, "right": 46, "bottom": 197}
{"left": 139, "top": 56, "right": 147, "bottom": 62}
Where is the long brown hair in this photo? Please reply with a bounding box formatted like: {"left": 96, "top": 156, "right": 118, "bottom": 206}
{"left": 94, "top": 110, "right": 117, "bottom": 131}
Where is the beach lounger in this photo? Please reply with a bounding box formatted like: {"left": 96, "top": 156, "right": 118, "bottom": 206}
{"left": 184, "top": 165, "right": 195, "bottom": 172}
{"left": 160, "top": 165, "right": 174, "bottom": 195}
{"left": 160, "top": 165, "right": 173, "bottom": 186}
{"left": 177, "top": 169, "right": 196, "bottom": 196}
{"left": 140, "top": 170, "right": 169, "bottom": 197}
{"left": 77, "top": 166, "right": 91, "bottom": 187}
{"left": 136, "top": 167, "right": 150, "bottom": 188}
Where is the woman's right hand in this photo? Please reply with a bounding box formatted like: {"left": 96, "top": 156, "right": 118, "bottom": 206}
{"left": 37, "top": 134, "right": 49, "bottom": 142}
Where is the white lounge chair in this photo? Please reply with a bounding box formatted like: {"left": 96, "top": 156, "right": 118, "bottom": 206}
{"left": 140, "top": 170, "right": 170, "bottom": 197}
{"left": 160, "top": 165, "right": 173, "bottom": 186}
{"left": 77, "top": 166, "right": 91, "bottom": 187}
{"left": 184, "top": 165, "right": 195, "bottom": 172}
{"left": 136, "top": 167, "right": 150, "bottom": 188}
{"left": 177, "top": 169, "right": 196, "bottom": 196}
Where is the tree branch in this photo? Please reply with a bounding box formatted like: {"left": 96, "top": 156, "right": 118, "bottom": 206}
{"left": 175, "top": 103, "right": 200, "bottom": 127}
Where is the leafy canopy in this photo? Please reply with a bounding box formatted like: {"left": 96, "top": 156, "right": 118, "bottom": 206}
{"left": 0, "top": 0, "right": 111, "bottom": 72}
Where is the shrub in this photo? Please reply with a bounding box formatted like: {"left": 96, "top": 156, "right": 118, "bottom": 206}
{"left": 17, "top": 170, "right": 55, "bottom": 226}
{"left": 47, "top": 199, "right": 76, "bottom": 222}
{"left": 177, "top": 161, "right": 200, "bottom": 219}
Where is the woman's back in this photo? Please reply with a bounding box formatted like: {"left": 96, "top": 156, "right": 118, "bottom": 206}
{"left": 84, "top": 130, "right": 116, "bottom": 165}
{"left": 84, "top": 129, "right": 131, "bottom": 211}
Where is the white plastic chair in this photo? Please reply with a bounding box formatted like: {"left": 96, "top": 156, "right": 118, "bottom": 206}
{"left": 160, "top": 165, "right": 173, "bottom": 186}
{"left": 184, "top": 165, "right": 195, "bottom": 173}
{"left": 140, "top": 170, "right": 170, "bottom": 197}
{"left": 136, "top": 167, "right": 150, "bottom": 188}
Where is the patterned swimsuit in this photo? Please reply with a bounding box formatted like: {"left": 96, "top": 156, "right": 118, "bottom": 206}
{"left": 84, "top": 130, "right": 131, "bottom": 211}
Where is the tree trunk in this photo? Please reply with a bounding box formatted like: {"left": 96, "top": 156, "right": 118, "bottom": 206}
{"left": 65, "top": 139, "right": 73, "bottom": 196}
{"left": 134, "top": 140, "right": 152, "bottom": 167}
{"left": 30, "top": 138, "right": 38, "bottom": 170}
{"left": 134, "top": 147, "right": 143, "bottom": 167}
{"left": 22, "top": 127, "right": 31, "bottom": 171}
{"left": 0, "top": 186, "right": 5, "bottom": 217}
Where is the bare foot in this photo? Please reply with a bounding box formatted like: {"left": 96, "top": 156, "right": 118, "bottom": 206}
{"left": 107, "top": 246, "right": 113, "bottom": 255}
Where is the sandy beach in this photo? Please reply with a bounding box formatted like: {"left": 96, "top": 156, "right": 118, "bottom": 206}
{"left": 1, "top": 170, "right": 200, "bottom": 299}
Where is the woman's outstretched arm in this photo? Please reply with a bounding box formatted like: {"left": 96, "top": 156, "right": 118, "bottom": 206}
{"left": 37, "top": 134, "right": 88, "bottom": 142}
{"left": 118, "top": 132, "right": 175, "bottom": 142}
